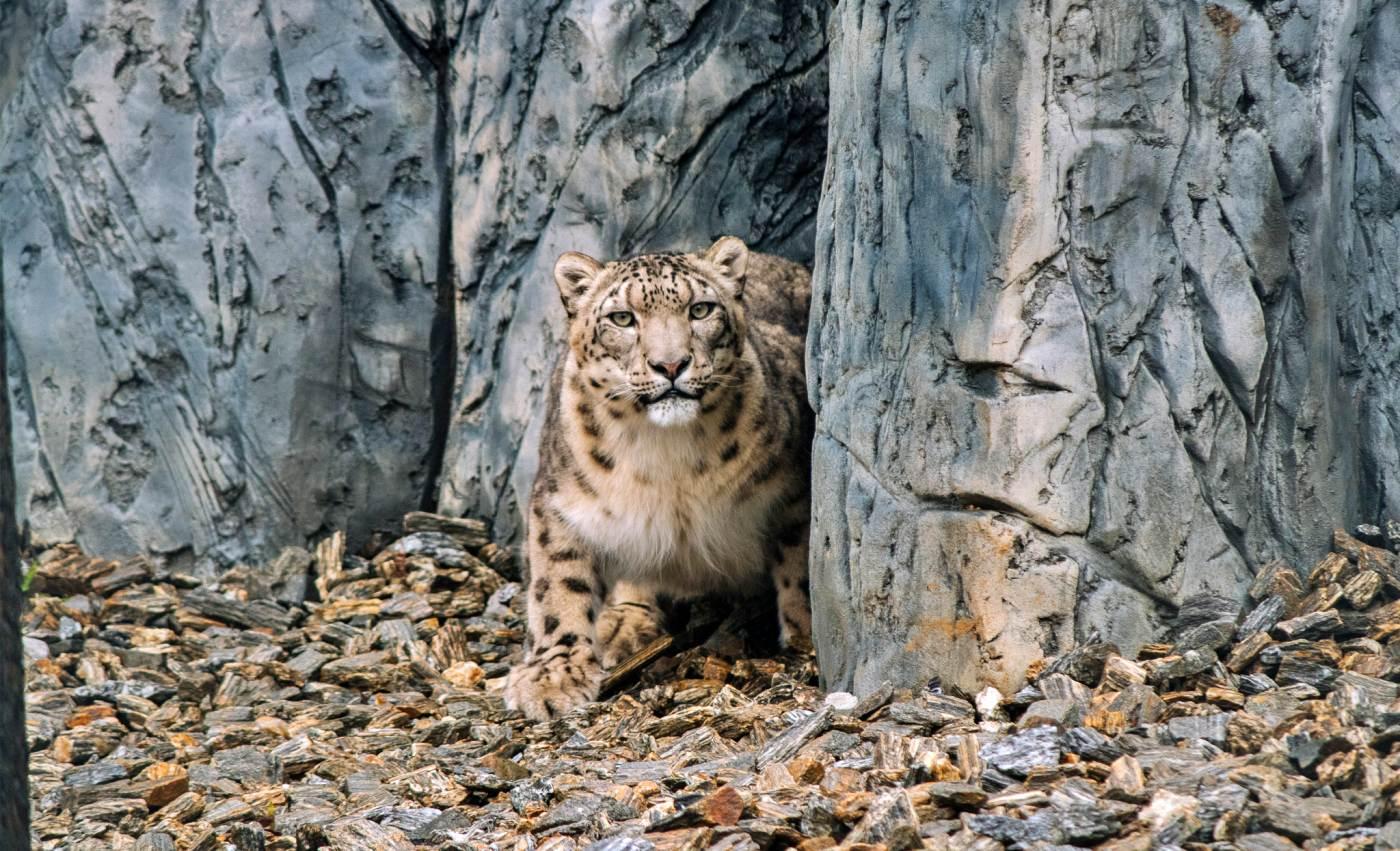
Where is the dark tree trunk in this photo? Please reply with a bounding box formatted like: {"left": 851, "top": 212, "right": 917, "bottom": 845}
{"left": 809, "top": 0, "right": 1400, "bottom": 696}
{"left": 0, "top": 244, "right": 31, "bottom": 848}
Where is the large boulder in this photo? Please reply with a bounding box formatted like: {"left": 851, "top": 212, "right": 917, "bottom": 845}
{"left": 809, "top": 0, "right": 1400, "bottom": 695}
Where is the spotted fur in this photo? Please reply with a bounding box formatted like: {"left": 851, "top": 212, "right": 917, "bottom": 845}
{"left": 503, "top": 237, "right": 813, "bottom": 721}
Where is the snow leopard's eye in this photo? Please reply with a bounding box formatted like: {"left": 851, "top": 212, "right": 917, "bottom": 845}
{"left": 688, "top": 302, "right": 716, "bottom": 320}
{"left": 608, "top": 311, "right": 635, "bottom": 327}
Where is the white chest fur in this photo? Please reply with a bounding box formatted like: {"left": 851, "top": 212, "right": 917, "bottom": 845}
{"left": 559, "top": 421, "right": 774, "bottom": 597}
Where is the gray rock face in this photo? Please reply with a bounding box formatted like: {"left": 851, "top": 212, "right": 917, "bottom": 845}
{"left": 810, "top": 0, "right": 1400, "bottom": 695}
{"left": 0, "top": 0, "right": 446, "bottom": 567}
{"left": 0, "top": 2, "right": 37, "bottom": 111}
{"left": 10, "top": 0, "right": 1400, "bottom": 710}
{"left": 436, "top": 1, "right": 829, "bottom": 541}
{"left": 0, "top": 0, "right": 826, "bottom": 567}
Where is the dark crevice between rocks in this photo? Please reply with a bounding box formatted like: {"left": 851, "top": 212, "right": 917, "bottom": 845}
{"left": 364, "top": 0, "right": 458, "bottom": 513}
{"left": 0, "top": 241, "right": 30, "bottom": 845}
{"left": 364, "top": 0, "right": 434, "bottom": 79}
{"left": 419, "top": 0, "right": 457, "bottom": 513}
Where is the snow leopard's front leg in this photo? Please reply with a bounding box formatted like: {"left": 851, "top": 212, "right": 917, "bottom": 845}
{"left": 770, "top": 499, "right": 812, "bottom": 649}
{"left": 597, "top": 580, "right": 667, "bottom": 668}
{"left": 504, "top": 504, "right": 604, "bottom": 721}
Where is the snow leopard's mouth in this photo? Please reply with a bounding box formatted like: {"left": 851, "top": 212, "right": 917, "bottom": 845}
{"left": 644, "top": 387, "right": 699, "bottom": 405}
{"left": 643, "top": 391, "right": 702, "bottom": 427}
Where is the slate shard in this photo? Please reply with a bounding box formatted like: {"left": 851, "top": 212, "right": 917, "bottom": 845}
{"left": 26, "top": 500, "right": 1400, "bottom": 850}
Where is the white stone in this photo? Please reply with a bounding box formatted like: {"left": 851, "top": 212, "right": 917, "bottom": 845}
{"left": 824, "top": 691, "right": 859, "bottom": 714}
{"left": 975, "top": 686, "right": 1005, "bottom": 722}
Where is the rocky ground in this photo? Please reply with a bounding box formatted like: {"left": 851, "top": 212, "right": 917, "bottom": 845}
{"left": 21, "top": 514, "right": 1400, "bottom": 850}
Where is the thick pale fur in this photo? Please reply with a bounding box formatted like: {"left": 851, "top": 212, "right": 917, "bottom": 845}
{"left": 503, "top": 237, "right": 813, "bottom": 721}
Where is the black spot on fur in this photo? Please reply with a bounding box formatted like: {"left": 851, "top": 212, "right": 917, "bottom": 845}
{"left": 738, "top": 454, "right": 782, "bottom": 499}
{"left": 534, "top": 579, "right": 551, "bottom": 601}
{"left": 578, "top": 403, "right": 600, "bottom": 437}
{"left": 750, "top": 455, "right": 781, "bottom": 486}
{"left": 719, "top": 391, "right": 744, "bottom": 432}
{"left": 557, "top": 633, "right": 578, "bottom": 647}
{"left": 550, "top": 548, "right": 584, "bottom": 562}
{"left": 765, "top": 537, "right": 784, "bottom": 567}
{"left": 563, "top": 577, "right": 592, "bottom": 594}
{"left": 778, "top": 520, "right": 806, "bottom": 548}
{"left": 720, "top": 441, "right": 740, "bottom": 463}
{"left": 714, "top": 324, "right": 734, "bottom": 350}
{"left": 589, "top": 447, "right": 614, "bottom": 471}
{"left": 572, "top": 468, "right": 597, "bottom": 496}
{"left": 543, "top": 615, "right": 560, "bottom": 634}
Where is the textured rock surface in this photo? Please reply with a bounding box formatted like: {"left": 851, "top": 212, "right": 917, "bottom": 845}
{"left": 0, "top": 0, "right": 827, "bottom": 566}
{"left": 810, "top": 0, "right": 1400, "bottom": 696}
{"left": 11, "top": 0, "right": 1400, "bottom": 710}
{"left": 436, "top": 1, "right": 829, "bottom": 540}
{"left": 0, "top": 0, "right": 446, "bottom": 567}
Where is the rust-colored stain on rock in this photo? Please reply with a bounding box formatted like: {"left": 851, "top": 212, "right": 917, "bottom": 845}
{"left": 904, "top": 616, "right": 982, "bottom": 653}
{"left": 1205, "top": 4, "right": 1242, "bottom": 37}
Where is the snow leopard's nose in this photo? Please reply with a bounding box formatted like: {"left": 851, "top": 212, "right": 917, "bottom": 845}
{"left": 649, "top": 356, "right": 691, "bottom": 380}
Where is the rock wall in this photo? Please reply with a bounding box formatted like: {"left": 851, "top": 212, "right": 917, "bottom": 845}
{"left": 809, "top": 0, "right": 1400, "bottom": 697}
{"left": 10, "top": 0, "right": 1399, "bottom": 705}
{"left": 435, "top": 0, "right": 828, "bottom": 541}
{"left": 0, "top": 0, "right": 826, "bottom": 567}
{"left": 1, "top": 0, "right": 450, "bottom": 568}
{"left": 0, "top": 1, "right": 37, "bottom": 111}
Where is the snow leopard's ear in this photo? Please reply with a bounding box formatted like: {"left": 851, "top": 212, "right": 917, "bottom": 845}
{"left": 554, "top": 252, "right": 603, "bottom": 317}
{"left": 703, "top": 236, "right": 749, "bottom": 298}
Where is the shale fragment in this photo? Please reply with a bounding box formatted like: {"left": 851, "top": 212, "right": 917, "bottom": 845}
{"left": 26, "top": 520, "right": 1400, "bottom": 849}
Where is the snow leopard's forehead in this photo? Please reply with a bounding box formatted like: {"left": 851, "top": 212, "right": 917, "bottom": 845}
{"left": 600, "top": 252, "right": 719, "bottom": 312}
